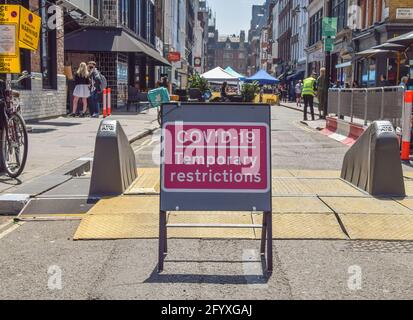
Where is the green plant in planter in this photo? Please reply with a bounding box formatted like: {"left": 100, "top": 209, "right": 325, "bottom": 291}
{"left": 188, "top": 73, "right": 210, "bottom": 94}
{"left": 241, "top": 81, "right": 260, "bottom": 102}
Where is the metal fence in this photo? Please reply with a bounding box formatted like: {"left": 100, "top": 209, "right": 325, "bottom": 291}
{"left": 328, "top": 86, "right": 405, "bottom": 128}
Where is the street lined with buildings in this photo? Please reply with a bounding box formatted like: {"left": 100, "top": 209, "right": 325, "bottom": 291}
{"left": 1, "top": 106, "right": 413, "bottom": 300}
{"left": 0, "top": 0, "right": 413, "bottom": 304}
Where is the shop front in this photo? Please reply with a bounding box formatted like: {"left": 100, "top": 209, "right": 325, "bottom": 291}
{"left": 64, "top": 27, "right": 170, "bottom": 109}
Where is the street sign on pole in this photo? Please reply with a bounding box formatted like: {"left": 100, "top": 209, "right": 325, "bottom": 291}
{"left": 322, "top": 17, "right": 338, "bottom": 38}
{"left": 19, "top": 6, "right": 41, "bottom": 51}
{"left": 324, "top": 37, "right": 335, "bottom": 52}
{"left": 158, "top": 103, "right": 273, "bottom": 273}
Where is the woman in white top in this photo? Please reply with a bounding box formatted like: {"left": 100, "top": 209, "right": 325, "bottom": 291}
{"left": 295, "top": 80, "right": 303, "bottom": 107}
{"left": 71, "top": 62, "right": 91, "bottom": 117}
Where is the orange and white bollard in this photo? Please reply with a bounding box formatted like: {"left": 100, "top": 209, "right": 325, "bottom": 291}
{"left": 401, "top": 90, "right": 413, "bottom": 161}
{"left": 103, "top": 88, "right": 107, "bottom": 118}
{"left": 107, "top": 88, "right": 112, "bottom": 116}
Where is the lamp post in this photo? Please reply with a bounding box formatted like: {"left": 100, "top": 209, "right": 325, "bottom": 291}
{"left": 324, "top": 0, "right": 333, "bottom": 115}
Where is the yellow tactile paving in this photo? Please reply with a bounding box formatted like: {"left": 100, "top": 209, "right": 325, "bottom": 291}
{"left": 288, "top": 170, "right": 341, "bottom": 178}
{"left": 272, "top": 178, "right": 364, "bottom": 196}
{"left": 321, "top": 197, "right": 413, "bottom": 215}
{"left": 168, "top": 213, "right": 253, "bottom": 225}
{"left": 272, "top": 178, "right": 312, "bottom": 195}
{"left": 404, "top": 181, "right": 413, "bottom": 197}
{"left": 253, "top": 213, "right": 347, "bottom": 240}
{"left": 74, "top": 214, "right": 159, "bottom": 240}
{"left": 394, "top": 198, "right": 413, "bottom": 211}
{"left": 88, "top": 196, "right": 159, "bottom": 215}
{"left": 301, "top": 179, "right": 364, "bottom": 196}
{"left": 272, "top": 197, "right": 333, "bottom": 214}
{"left": 126, "top": 168, "right": 160, "bottom": 194}
{"left": 272, "top": 170, "right": 294, "bottom": 177}
{"left": 403, "top": 172, "right": 413, "bottom": 179}
{"left": 339, "top": 214, "right": 413, "bottom": 241}
{"left": 168, "top": 228, "right": 256, "bottom": 239}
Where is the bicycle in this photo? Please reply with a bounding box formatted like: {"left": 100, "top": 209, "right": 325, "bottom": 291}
{"left": 0, "top": 71, "right": 32, "bottom": 178}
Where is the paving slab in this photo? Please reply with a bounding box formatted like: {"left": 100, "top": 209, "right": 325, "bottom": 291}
{"left": 321, "top": 197, "right": 413, "bottom": 215}
{"left": 339, "top": 214, "right": 413, "bottom": 241}
{"left": 253, "top": 213, "right": 347, "bottom": 240}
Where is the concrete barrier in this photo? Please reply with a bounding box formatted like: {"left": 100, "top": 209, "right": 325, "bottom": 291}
{"left": 89, "top": 120, "right": 137, "bottom": 197}
{"left": 341, "top": 121, "right": 405, "bottom": 197}
{"left": 321, "top": 117, "right": 365, "bottom": 146}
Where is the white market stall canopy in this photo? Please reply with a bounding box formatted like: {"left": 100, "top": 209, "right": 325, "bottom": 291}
{"left": 201, "top": 67, "right": 240, "bottom": 84}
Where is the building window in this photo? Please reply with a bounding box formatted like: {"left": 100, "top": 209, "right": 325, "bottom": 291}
{"left": 119, "top": 0, "right": 130, "bottom": 28}
{"left": 134, "top": 0, "right": 141, "bottom": 35}
{"left": 332, "top": 0, "right": 347, "bottom": 31}
{"left": 309, "top": 9, "right": 323, "bottom": 46}
{"left": 40, "top": 0, "right": 57, "bottom": 89}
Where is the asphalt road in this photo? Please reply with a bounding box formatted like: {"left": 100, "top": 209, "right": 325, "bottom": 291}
{"left": 1, "top": 106, "right": 413, "bottom": 300}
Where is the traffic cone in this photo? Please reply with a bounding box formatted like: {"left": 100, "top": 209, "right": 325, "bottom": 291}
{"left": 401, "top": 90, "right": 413, "bottom": 161}
{"left": 108, "top": 88, "right": 112, "bottom": 116}
{"left": 103, "top": 88, "right": 107, "bottom": 118}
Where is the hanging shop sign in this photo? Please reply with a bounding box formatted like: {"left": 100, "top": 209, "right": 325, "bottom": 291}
{"left": 194, "top": 57, "right": 202, "bottom": 68}
{"left": 167, "top": 52, "right": 181, "bottom": 63}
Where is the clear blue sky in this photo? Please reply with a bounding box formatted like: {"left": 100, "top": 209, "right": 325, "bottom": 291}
{"left": 207, "top": 0, "right": 265, "bottom": 36}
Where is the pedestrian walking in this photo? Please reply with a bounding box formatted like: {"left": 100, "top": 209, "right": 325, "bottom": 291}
{"left": 379, "top": 74, "right": 390, "bottom": 87}
{"left": 220, "top": 81, "right": 229, "bottom": 102}
{"left": 295, "top": 80, "right": 303, "bottom": 107}
{"left": 88, "top": 61, "right": 104, "bottom": 118}
{"left": 302, "top": 72, "right": 317, "bottom": 121}
{"left": 70, "top": 62, "right": 90, "bottom": 117}
{"left": 400, "top": 76, "right": 409, "bottom": 90}
{"left": 317, "top": 68, "right": 328, "bottom": 119}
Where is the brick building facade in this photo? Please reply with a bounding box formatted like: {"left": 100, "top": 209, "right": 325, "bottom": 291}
{"left": 213, "top": 33, "right": 248, "bottom": 75}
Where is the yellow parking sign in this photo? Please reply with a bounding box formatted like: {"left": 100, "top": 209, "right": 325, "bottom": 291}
{"left": 0, "top": 53, "right": 21, "bottom": 74}
{"left": 0, "top": 5, "right": 20, "bottom": 74}
{"left": 19, "top": 6, "right": 41, "bottom": 51}
{"left": 0, "top": 5, "right": 20, "bottom": 24}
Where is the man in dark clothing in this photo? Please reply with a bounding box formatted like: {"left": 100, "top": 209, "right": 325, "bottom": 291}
{"left": 88, "top": 61, "right": 103, "bottom": 118}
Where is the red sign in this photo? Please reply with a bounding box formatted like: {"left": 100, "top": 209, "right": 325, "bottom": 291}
{"left": 167, "top": 52, "right": 181, "bottom": 62}
{"left": 162, "top": 123, "right": 270, "bottom": 193}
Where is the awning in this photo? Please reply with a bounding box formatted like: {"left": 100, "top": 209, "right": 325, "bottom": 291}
{"left": 335, "top": 61, "right": 352, "bottom": 69}
{"left": 388, "top": 31, "right": 413, "bottom": 46}
{"left": 372, "top": 43, "right": 406, "bottom": 51}
{"left": 355, "top": 48, "right": 390, "bottom": 57}
{"left": 65, "top": 28, "right": 171, "bottom": 66}
{"left": 201, "top": 67, "right": 239, "bottom": 84}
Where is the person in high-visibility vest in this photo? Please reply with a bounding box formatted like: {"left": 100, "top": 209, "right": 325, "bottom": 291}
{"left": 302, "top": 71, "right": 318, "bottom": 121}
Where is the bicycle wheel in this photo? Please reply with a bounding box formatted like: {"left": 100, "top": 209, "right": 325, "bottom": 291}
{"left": 1, "top": 113, "right": 28, "bottom": 178}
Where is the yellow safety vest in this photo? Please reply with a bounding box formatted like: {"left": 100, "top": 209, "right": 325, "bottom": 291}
{"left": 302, "top": 77, "right": 316, "bottom": 97}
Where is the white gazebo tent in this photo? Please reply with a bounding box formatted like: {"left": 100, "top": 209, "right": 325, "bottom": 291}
{"left": 201, "top": 67, "right": 240, "bottom": 84}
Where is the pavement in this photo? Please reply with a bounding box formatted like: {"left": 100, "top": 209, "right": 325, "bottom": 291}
{"left": 1, "top": 106, "right": 413, "bottom": 300}
{"left": 0, "top": 108, "right": 159, "bottom": 214}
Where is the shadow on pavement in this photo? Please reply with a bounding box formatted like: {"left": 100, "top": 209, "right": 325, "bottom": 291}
{"left": 144, "top": 258, "right": 272, "bottom": 285}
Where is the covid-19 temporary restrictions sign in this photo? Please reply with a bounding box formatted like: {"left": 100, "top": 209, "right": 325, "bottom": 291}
{"left": 160, "top": 103, "right": 272, "bottom": 212}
